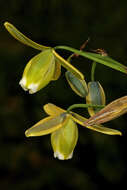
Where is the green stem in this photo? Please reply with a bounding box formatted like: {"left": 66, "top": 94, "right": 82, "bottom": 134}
{"left": 67, "top": 54, "right": 73, "bottom": 63}
{"left": 67, "top": 103, "right": 105, "bottom": 112}
{"left": 91, "top": 62, "right": 96, "bottom": 81}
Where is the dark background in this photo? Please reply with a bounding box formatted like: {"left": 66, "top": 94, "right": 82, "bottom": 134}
{"left": 0, "top": 0, "right": 127, "bottom": 189}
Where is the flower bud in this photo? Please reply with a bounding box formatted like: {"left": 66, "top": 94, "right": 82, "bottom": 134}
{"left": 65, "top": 71, "right": 88, "bottom": 97}
{"left": 86, "top": 81, "right": 106, "bottom": 116}
{"left": 51, "top": 118, "right": 78, "bottom": 160}
{"left": 19, "top": 49, "right": 55, "bottom": 94}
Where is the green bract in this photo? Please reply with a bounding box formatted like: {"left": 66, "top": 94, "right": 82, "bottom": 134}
{"left": 25, "top": 103, "right": 121, "bottom": 160}
{"left": 65, "top": 71, "right": 88, "bottom": 97}
{"left": 86, "top": 81, "right": 106, "bottom": 116}
{"left": 4, "top": 22, "right": 84, "bottom": 94}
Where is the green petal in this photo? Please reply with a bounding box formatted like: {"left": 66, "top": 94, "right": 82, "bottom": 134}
{"left": 52, "top": 49, "right": 84, "bottom": 80}
{"left": 84, "top": 95, "right": 127, "bottom": 126}
{"left": 25, "top": 113, "right": 69, "bottom": 137}
{"left": 86, "top": 81, "right": 106, "bottom": 116}
{"left": 43, "top": 103, "right": 65, "bottom": 116}
{"left": 4, "top": 22, "right": 49, "bottom": 51}
{"left": 65, "top": 71, "right": 88, "bottom": 97}
{"left": 70, "top": 112, "right": 87, "bottom": 124}
{"left": 70, "top": 112, "right": 122, "bottom": 135}
{"left": 51, "top": 61, "right": 61, "bottom": 81}
{"left": 86, "top": 124, "right": 122, "bottom": 136}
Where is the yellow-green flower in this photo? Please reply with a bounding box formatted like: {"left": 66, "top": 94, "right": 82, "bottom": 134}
{"left": 25, "top": 103, "right": 121, "bottom": 160}
{"left": 4, "top": 22, "right": 84, "bottom": 93}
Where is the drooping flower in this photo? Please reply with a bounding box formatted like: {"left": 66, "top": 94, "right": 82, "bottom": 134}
{"left": 25, "top": 103, "right": 121, "bottom": 160}
{"left": 4, "top": 22, "right": 84, "bottom": 94}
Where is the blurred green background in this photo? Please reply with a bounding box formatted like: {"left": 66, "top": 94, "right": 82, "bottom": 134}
{"left": 0, "top": 0, "right": 127, "bottom": 189}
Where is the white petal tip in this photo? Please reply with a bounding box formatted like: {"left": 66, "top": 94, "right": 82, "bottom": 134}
{"left": 54, "top": 151, "right": 73, "bottom": 160}
{"left": 19, "top": 78, "right": 39, "bottom": 94}
{"left": 19, "top": 77, "right": 28, "bottom": 91}
{"left": 28, "top": 83, "right": 39, "bottom": 94}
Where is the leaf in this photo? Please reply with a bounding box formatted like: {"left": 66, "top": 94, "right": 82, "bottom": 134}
{"left": 54, "top": 46, "right": 127, "bottom": 74}
{"left": 52, "top": 49, "right": 84, "bottom": 80}
{"left": 83, "top": 95, "right": 127, "bottom": 126}
{"left": 70, "top": 112, "right": 122, "bottom": 135}
{"left": 4, "top": 22, "right": 49, "bottom": 51}
{"left": 25, "top": 113, "right": 68, "bottom": 137}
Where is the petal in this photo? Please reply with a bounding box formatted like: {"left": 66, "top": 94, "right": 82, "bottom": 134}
{"left": 70, "top": 112, "right": 87, "bottom": 125}
{"left": 4, "top": 22, "right": 49, "bottom": 51}
{"left": 70, "top": 112, "right": 122, "bottom": 135}
{"left": 25, "top": 113, "right": 69, "bottom": 137}
{"left": 85, "top": 124, "right": 122, "bottom": 136}
{"left": 65, "top": 71, "right": 88, "bottom": 97}
{"left": 86, "top": 81, "right": 106, "bottom": 116}
{"left": 43, "top": 103, "right": 65, "bottom": 116}
{"left": 84, "top": 95, "right": 127, "bottom": 126}
{"left": 52, "top": 49, "right": 84, "bottom": 80}
{"left": 51, "top": 61, "right": 61, "bottom": 81}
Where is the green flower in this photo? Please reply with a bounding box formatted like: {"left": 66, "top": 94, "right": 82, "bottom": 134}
{"left": 4, "top": 22, "right": 84, "bottom": 93}
{"left": 25, "top": 103, "right": 121, "bottom": 160}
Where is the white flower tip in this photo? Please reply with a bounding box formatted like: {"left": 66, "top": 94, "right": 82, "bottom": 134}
{"left": 54, "top": 151, "right": 65, "bottom": 160}
{"left": 19, "top": 77, "right": 27, "bottom": 91}
{"left": 19, "top": 78, "right": 39, "bottom": 94}
{"left": 28, "top": 83, "right": 39, "bottom": 94}
{"left": 67, "top": 152, "right": 73, "bottom": 159}
{"left": 54, "top": 151, "right": 73, "bottom": 160}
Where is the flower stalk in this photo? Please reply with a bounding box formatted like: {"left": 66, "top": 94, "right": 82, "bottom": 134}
{"left": 67, "top": 103, "right": 105, "bottom": 112}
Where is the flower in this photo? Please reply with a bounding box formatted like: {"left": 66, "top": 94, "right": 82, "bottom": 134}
{"left": 19, "top": 49, "right": 57, "bottom": 94}
{"left": 25, "top": 103, "right": 121, "bottom": 160}
{"left": 4, "top": 22, "right": 84, "bottom": 94}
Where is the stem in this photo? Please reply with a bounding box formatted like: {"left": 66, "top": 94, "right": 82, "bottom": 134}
{"left": 91, "top": 62, "right": 96, "bottom": 81}
{"left": 67, "top": 54, "right": 73, "bottom": 63}
{"left": 67, "top": 103, "right": 105, "bottom": 112}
